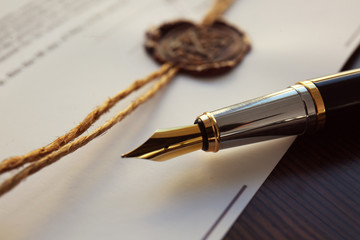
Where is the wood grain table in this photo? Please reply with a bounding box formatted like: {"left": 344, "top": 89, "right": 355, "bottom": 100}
{"left": 224, "top": 127, "right": 360, "bottom": 239}
{"left": 224, "top": 47, "right": 360, "bottom": 240}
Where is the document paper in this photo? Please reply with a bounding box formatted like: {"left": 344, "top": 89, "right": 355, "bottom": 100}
{"left": 0, "top": 0, "right": 359, "bottom": 239}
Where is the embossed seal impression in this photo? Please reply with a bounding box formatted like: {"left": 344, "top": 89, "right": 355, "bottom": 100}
{"left": 145, "top": 20, "right": 250, "bottom": 74}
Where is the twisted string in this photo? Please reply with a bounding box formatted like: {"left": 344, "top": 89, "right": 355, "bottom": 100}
{"left": 0, "top": 67, "right": 178, "bottom": 197}
{"left": 0, "top": 63, "right": 172, "bottom": 174}
{"left": 0, "top": 0, "right": 235, "bottom": 197}
{"left": 202, "top": 0, "right": 234, "bottom": 26}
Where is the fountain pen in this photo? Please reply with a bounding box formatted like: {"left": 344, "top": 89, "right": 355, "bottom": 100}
{"left": 122, "top": 69, "right": 360, "bottom": 161}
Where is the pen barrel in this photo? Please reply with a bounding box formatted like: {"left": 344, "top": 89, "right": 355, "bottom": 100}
{"left": 310, "top": 69, "right": 360, "bottom": 129}
{"left": 198, "top": 68, "right": 360, "bottom": 152}
{"left": 198, "top": 84, "right": 317, "bottom": 151}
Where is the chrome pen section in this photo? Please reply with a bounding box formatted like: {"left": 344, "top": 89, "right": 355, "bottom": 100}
{"left": 197, "top": 83, "right": 317, "bottom": 152}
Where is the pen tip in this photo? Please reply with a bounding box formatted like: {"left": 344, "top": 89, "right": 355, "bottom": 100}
{"left": 122, "top": 124, "right": 203, "bottom": 161}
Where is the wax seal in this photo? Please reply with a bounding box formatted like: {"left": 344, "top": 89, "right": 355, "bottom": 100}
{"left": 145, "top": 20, "right": 250, "bottom": 74}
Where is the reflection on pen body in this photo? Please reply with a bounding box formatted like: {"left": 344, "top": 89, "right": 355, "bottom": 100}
{"left": 122, "top": 68, "right": 360, "bottom": 161}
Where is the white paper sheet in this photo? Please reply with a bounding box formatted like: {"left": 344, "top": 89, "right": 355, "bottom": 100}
{"left": 0, "top": 0, "right": 359, "bottom": 239}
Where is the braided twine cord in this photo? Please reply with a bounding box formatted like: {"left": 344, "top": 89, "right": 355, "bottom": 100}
{"left": 0, "top": 0, "right": 234, "bottom": 197}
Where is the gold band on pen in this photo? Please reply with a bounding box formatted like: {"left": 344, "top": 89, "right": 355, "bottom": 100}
{"left": 197, "top": 112, "right": 221, "bottom": 152}
{"left": 299, "top": 69, "right": 360, "bottom": 130}
{"left": 298, "top": 80, "right": 326, "bottom": 130}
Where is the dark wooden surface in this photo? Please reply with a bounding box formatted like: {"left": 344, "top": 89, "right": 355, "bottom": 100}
{"left": 224, "top": 47, "right": 360, "bottom": 240}
{"left": 224, "top": 127, "right": 360, "bottom": 239}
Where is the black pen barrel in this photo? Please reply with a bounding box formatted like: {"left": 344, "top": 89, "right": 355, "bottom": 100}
{"left": 312, "top": 69, "right": 360, "bottom": 129}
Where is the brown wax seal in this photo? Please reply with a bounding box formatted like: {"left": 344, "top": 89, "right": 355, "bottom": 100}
{"left": 145, "top": 20, "right": 250, "bottom": 74}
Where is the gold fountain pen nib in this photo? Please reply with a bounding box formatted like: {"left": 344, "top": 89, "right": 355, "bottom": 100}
{"left": 122, "top": 124, "right": 203, "bottom": 161}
